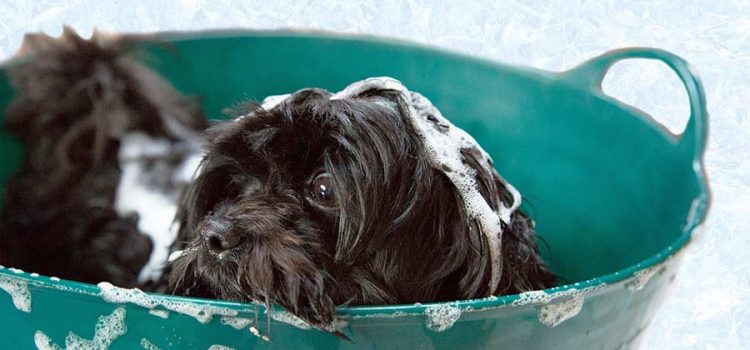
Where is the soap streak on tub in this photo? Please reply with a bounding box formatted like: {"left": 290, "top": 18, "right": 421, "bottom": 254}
{"left": 220, "top": 316, "right": 253, "bottom": 330}
{"left": 220, "top": 316, "right": 274, "bottom": 341}
{"left": 98, "top": 282, "right": 238, "bottom": 323}
{"left": 511, "top": 284, "right": 607, "bottom": 327}
{"left": 269, "top": 310, "right": 312, "bottom": 330}
{"left": 208, "top": 345, "right": 236, "bottom": 350}
{"left": 538, "top": 293, "right": 586, "bottom": 327}
{"left": 26, "top": 278, "right": 98, "bottom": 297}
{"left": 624, "top": 248, "right": 686, "bottom": 291}
{"left": 34, "top": 307, "right": 127, "bottom": 350}
{"left": 65, "top": 307, "right": 128, "bottom": 349}
{"left": 249, "top": 326, "right": 271, "bottom": 342}
{"left": 0, "top": 274, "right": 32, "bottom": 312}
{"left": 140, "top": 338, "right": 162, "bottom": 350}
{"left": 267, "top": 309, "right": 349, "bottom": 333}
{"left": 148, "top": 309, "right": 170, "bottom": 319}
{"left": 424, "top": 304, "right": 462, "bottom": 331}
{"left": 625, "top": 263, "right": 668, "bottom": 292}
{"left": 34, "top": 331, "right": 61, "bottom": 350}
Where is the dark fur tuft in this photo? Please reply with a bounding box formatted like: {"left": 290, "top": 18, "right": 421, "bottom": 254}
{"left": 0, "top": 29, "right": 206, "bottom": 287}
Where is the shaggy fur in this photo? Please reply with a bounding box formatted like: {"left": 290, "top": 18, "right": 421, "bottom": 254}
{"left": 163, "top": 88, "right": 556, "bottom": 332}
{"left": 0, "top": 30, "right": 555, "bottom": 336}
{"left": 0, "top": 29, "right": 207, "bottom": 287}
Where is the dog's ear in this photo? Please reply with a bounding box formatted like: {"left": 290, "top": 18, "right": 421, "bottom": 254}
{"left": 460, "top": 147, "right": 516, "bottom": 211}
{"left": 460, "top": 147, "right": 557, "bottom": 294}
{"left": 423, "top": 147, "right": 512, "bottom": 299}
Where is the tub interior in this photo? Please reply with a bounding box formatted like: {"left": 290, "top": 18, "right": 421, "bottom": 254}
{"left": 0, "top": 33, "right": 701, "bottom": 289}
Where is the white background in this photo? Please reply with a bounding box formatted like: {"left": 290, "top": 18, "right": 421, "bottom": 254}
{"left": 1, "top": 1, "right": 748, "bottom": 348}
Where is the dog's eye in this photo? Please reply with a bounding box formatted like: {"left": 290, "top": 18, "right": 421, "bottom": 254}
{"left": 309, "top": 172, "right": 337, "bottom": 207}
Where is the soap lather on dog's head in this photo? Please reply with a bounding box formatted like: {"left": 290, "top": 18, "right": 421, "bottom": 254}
{"left": 165, "top": 80, "right": 556, "bottom": 332}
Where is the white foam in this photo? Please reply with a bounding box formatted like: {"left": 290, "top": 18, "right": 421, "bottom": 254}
{"left": 220, "top": 316, "right": 253, "bottom": 330}
{"left": 167, "top": 250, "right": 185, "bottom": 263}
{"left": 331, "top": 77, "right": 523, "bottom": 292}
{"left": 50, "top": 277, "right": 61, "bottom": 282}
{"left": 512, "top": 290, "right": 551, "bottom": 306}
{"left": 25, "top": 278, "right": 96, "bottom": 297}
{"left": 327, "top": 318, "right": 349, "bottom": 333}
{"left": 30, "top": 273, "right": 40, "bottom": 277}
{"left": 0, "top": 274, "right": 32, "bottom": 312}
{"left": 624, "top": 252, "right": 683, "bottom": 291}
{"left": 234, "top": 94, "right": 292, "bottom": 122}
{"left": 65, "top": 307, "right": 128, "bottom": 349}
{"left": 148, "top": 309, "right": 170, "bottom": 319}
{"left": 249, "top": 327, "right": 271, "bottom": 342}
{"left": 267, "top": 309, "right": 347, "bottom": 333}
{"left": 35, "top": 307, "right": 128, "bottom": 350}
{"left": 140, "top": 338, "right": 161, "bottom": 350}
{"left": 115, "top": 132, "right": 203, "bottom": 283}
{"left": 269, "top": 310, "right": 312, "bottom": 330}
{"left": 510, "top": 284, "right": 609, "bottom": 327}
{"left": 626, "top": 264, "right": 665, "bottom": 291}
{"left": 261, "top": 94, "right": 291, "bottom": 110}
{"left": 9, "top": 267, "right": 24, "bottom": 274}
{"left": 208, "top": 345, "right": 236, "bottom": 350}
{"left": 97, "top": 282, "right": 238, "bottom": 323}
{"left": 538, "top": 293, "right": 585, "bottom": 327}
{"left": 34, "top": 331, "right": 61, "bottom": 350}
{"left": 514, "top": 285, "right": 607, "bottom": 327}
{"left": 424, "top": 304, "right": 462, "bottom": 331}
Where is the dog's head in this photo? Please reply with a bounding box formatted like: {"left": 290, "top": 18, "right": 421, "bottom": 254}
{"left": 167, "top": 78, "right": 555, "bottom": 331}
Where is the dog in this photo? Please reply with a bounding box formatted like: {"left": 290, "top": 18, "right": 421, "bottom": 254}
{"left": 0, "top": 30, "right": 555, "bottom": 336}
{"left": 162, "top": 78, "right": 556, "bottom": 332}
{"left": 0, "top": 29, "right": 207, "bottom": 288}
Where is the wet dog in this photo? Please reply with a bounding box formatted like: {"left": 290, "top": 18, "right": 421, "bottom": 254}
{"left": 163, "top": 78, "right": 556, "bottom": 332}
{"left": 0, "top": 30, "right": 555, "bottom": 335}
{"left": 0, "top": 29, "right": 207, "bottom": 287}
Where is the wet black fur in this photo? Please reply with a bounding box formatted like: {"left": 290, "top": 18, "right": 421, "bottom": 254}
{"left": 164, "top": 88, "right": 556, "bottom": 330}
{"left": 0, "top": 29, "right": 555, "bottom": 335}
{"left": 0, "top": 29, "right": 207, "bottom": 287}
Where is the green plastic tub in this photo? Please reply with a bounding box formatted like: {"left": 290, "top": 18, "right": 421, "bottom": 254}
{"left": 0, "top": 31, "right": 709, "bottom": 349}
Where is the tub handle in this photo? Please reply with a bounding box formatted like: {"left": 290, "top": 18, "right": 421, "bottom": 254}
{"left": 564, "top": 48, "right": 708, "bottom": 163}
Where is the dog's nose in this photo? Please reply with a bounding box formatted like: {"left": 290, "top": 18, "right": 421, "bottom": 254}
{"left": 200, "top": 217, "right": 242, "bottom": 254}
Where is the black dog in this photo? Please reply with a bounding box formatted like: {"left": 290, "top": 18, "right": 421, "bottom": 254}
{"left": 163, "top": 78, "right": 556, "bottom": 332}
{"left": 0, "top": 29, "right": 207, "bottom": 287}
{"left": 0, "top": 31, "right": 555, "bottom": 335}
